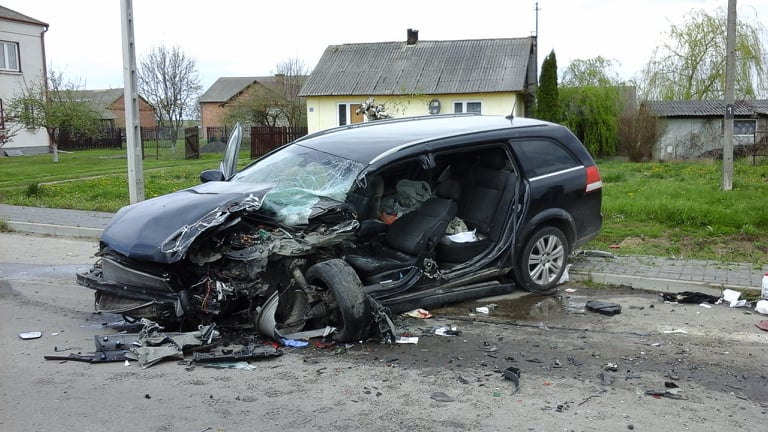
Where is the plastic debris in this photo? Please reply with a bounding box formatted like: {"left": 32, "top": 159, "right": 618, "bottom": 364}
{"left": 395, "top": 336, "right": 419, "bottom": 344}
{"left": 281, "top": 338, "right": 309, "bottom": 348}
{"left": 662, "top": 329, "right": 688, "bottom": 334}
{"left": 755, "top": 300, "right": 768, "bottom": 315}
{"left": 434, "top": 325, "right": 461, "bottom": 336}
{"left": 557, "top": 264, "right": 572, "bottom": 284}
{"left": 502, "top": 366, "right": 521, "bottom": 394}
{"left": 404, "top": 308, "right": 433, "bottom": 319}
{"left": 722, "top": 289, "right": 747, "bottom": 307}
{"left": 18, "top": 331, "right": 42, "bottom": 340}
{"left": 585, "top": 300, "right": 621, "bottom": 316}
{"left": 644, "top": 388, "right": 687, "bottom": 400}
{"left": 475, "top": 304, "right": 497, "bottom": 314}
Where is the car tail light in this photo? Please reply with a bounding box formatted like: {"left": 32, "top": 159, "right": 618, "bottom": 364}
{"left": 585, "top": 165, "right": 602, "bottom": 193}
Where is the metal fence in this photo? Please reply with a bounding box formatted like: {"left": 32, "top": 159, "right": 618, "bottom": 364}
{"left": 55, "top": 125, "right": 308, "bottom": 159}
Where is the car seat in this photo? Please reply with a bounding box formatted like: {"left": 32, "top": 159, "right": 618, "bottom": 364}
{"left": 344, "top": 180, "right": 460, "bottom": 284}
{"left": 437, "top": 148, "right": 518, "bottom": 263}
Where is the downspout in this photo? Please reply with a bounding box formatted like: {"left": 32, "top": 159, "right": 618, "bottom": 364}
{"left": 40, "top": 23, "right": 53, "bottom": 154}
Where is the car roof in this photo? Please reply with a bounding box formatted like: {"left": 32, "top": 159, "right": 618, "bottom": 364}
{"left": 293, "top": 114, "right": 553, "bottom": 163}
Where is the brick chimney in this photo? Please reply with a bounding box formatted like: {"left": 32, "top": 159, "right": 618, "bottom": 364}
{"left": 407, "top": 28, "right": 419, "bottom": 45}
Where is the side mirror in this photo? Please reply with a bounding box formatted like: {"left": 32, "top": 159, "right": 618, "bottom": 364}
{"left": 200, "top": 169, "right": 225, "bottom": 183}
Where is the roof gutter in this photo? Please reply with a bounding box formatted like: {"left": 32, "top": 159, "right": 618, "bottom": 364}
{"left": 41, "top": 22, "right": 51, "bottom": 148}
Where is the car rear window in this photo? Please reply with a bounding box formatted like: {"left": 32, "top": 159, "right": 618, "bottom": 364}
{"left": 512, "top": 139, "right": 580, "bottom": 178}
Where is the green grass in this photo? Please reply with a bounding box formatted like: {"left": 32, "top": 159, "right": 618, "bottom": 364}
{"left": 1, "top": 150, "right": 767, "bottom": 264}
{"left": 591, "top": 159, "right": 768, "bottom": 264}
{"left": 0, "top": 147, "right": 251, "bottom": 212}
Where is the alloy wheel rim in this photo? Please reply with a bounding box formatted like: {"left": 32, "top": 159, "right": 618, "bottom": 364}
{"left": 528, "top": 234, "right": 565, "bottom": 285}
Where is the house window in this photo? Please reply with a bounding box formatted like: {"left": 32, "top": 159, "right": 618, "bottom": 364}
{"left": 734, "top": 119, "right": 756, "bottom": 136}
{"left": 0, "top": 41, "right": 20, "bottom": 72}
{"left": 337, "top": 103, "right": 364, "bottom": 126}
{"left": 453, "top": 101, "right": 482, "bottom": 114}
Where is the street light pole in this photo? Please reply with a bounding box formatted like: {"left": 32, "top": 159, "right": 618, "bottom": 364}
{"left": 722, "top": 0, "right": 737, "bottom": 191}
{"left": 120, "top": 0, "right": 145, "bottom": 203}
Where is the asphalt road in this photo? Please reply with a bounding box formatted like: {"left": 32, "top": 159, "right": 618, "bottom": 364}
{"left": 1, "top": 232, "right": 767, "bottom": 432}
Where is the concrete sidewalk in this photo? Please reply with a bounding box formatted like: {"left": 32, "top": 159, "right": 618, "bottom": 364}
{"left": 2, "top": 203, "right": 766, "bottom": 296}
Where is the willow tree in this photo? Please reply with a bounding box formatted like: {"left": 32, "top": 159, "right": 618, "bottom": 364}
{"left": 536, "top": 50, "right": 560, "bottom": 123}
{"left": 640, "top": 7, "right": 766, "bottom": 100}
{"left": 560, "top": 57, "right": 624, "bottom": 156}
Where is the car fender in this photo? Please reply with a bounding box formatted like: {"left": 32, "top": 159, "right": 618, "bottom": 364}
{"left": 517, "top": 208, "right": 577, "bottom": 252}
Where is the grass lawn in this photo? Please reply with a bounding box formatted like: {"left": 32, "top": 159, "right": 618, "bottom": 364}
{"left": 1, "top": 149, "right": 767, "bottom": 264}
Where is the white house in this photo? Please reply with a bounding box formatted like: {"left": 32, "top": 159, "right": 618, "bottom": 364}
{"left": 0, "top": 5, "right": 49, "bottom": 155}
{"left": 299, "top": 29, "right": 538, "bottom": 134}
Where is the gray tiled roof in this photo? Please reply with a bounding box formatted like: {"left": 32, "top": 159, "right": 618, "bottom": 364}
{"left": 0, "top": 5, "right": 48, "bottom": 26}
{"left": 646, "top": 99, "right": 768, "bottom": 117}
{"left": 199, "top": 77, "right": 277, "bottom": 103}
{"left": 299, "top": 37, "right": 534, "bottom": 97}
{"left": 69, "top": 89, "right": 125, "bottom": 119}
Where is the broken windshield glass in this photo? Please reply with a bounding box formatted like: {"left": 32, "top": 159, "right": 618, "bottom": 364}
{"left": 230, "top": 145, "right": 364, "bottom": 225}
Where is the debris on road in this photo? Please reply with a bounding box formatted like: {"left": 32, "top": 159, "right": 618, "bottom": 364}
{"left": 661, "top": 291, "right": 721, "bottom": 304}
{"left": 502, "top": 366, "right": 521, "bottom": 394}
{"left": 756, "top": 320, "right": 768, "bottom": 332}
{"left": 403, "top": 308, "right": 432, "bottom": 319}
{"left": 395, "top": 336, "right": 419, "bottom": 344}
{"left": 585, "top": 300, "right": 622, "bottom": 316}
{"left": 475, "top": 304, "right": 497, "bottom": 314}
{"left": 18, "top": 331, "right": 42, "bottom": 340}
{"left": 434, "top": 325, "right": 461, "bottom": 336}
{"left": 755, "top": 300, "right": 768, "bottom": 315}
{"left": 722, "top": 289, "right": 748, "bottom": 308}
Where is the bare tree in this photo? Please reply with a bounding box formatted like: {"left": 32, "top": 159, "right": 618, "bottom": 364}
{"left": 6, "top": 70, "right": 102, "bottom": 162}
{"left": 640, "top": 7, "right": 767, "bottom": 100}
{"left": 225, "top": 57, "right": 309, "bottom": 128}
{"left": 137, "top": 45, "right": 202, "bottom": 146}
{"left": 273, "top": 57, "right": 309, "bottom": 127}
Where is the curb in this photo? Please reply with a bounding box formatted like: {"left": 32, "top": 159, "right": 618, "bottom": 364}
{"left": 6, "top": 221, "right": 103, "bottom": 240}
{"left": 570, "top": 269, "right": 761, "bottom": 297}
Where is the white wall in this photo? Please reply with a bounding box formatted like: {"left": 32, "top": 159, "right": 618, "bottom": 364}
{"left": 656, "top": 117, "right": 757, "bottom": 160}
{"left": 305, "top": 92, "right": 524, "bottom": 133}
{"left": 0, "top": 18, "right": 49, "bottom": 152}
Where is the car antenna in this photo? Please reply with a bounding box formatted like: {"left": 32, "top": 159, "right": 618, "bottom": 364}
{"left": 505, "top": 102, "right": 516, "bottom": 120}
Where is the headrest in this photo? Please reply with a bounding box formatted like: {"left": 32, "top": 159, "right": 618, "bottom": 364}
{"left": 477, "top": 149, "right": 507, "bottom": 170}
{"left": 435, "top": 179, "right": 461, "bottom": 200}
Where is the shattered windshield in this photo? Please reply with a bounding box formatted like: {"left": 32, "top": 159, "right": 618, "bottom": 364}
{"left": 230, "top": 145, "right": 364, "bottom": 225}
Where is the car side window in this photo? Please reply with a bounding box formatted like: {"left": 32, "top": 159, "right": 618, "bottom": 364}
{"left": 512, "top": 139, "right": 580, "bottom": 178}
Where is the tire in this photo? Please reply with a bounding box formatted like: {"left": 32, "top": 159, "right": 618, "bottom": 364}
{"left": 516, "top": 226, "right": 569, "bottom": 295}
{"left": 305, "top": 259, "right": 371, "bottom": 342}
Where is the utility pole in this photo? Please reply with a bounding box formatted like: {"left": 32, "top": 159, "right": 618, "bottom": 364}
{"left": 722, "top": 0, "right": 736, "bottom": 191}
{"left": 120, "top": 0, "right": 145, "bottom": 203}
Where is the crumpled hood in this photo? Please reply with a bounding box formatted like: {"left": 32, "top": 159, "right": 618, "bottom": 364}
{"left": 101, "top": 181, "right": 272, "bottom": 263}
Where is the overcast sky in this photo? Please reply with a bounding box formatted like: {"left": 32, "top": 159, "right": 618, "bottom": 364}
{"left": 3, "top": 0, "right": 767, "bottom": 92}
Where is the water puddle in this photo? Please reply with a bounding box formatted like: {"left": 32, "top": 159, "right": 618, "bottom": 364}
{"left": 432, "top": 293, "right": 592, "bottom": 321}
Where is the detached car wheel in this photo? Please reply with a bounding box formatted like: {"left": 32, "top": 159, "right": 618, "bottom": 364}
{"left": 306, "top": 259, "right": 371, "bottom": 343}
{"left": 516, "top": 226, "right": 569, "bottom": 295}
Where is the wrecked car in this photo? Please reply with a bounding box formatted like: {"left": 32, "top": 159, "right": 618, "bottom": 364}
{"left": 77, "top": 114, "right": 602, "bottom": 343}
